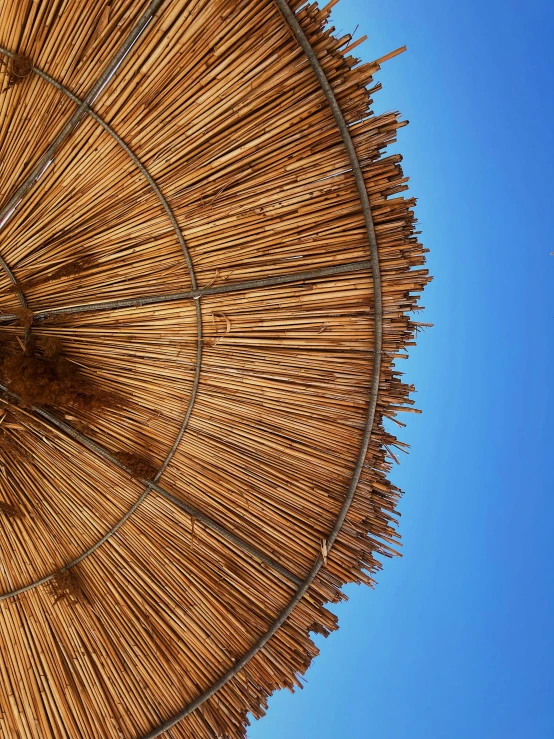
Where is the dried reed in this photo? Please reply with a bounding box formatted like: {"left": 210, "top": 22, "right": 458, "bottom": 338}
{"left": 0, "top": 1, "right": 430, "bottom": 737}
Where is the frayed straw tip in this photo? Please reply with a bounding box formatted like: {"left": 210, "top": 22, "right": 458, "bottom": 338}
{"left": 373, "top": 46, "right": 407, "bottom": 67}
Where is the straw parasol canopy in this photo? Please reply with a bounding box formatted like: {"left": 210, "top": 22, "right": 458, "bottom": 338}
{"left": 0, "top": 1, "right": 430, "bottom": 736}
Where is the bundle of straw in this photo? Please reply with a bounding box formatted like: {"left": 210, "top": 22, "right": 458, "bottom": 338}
{"left": 0, "top": 0, "right": 430, "bottom": 737}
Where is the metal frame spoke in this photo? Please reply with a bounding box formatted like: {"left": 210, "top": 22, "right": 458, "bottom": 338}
{"left": 0, "top": 258, "right": 373, "bottom": 324}
{"left": 0, "top": 382, "right": 302, "bottom": 597}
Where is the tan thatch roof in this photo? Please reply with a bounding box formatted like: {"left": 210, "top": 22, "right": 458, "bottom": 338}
{"left": 0, "top": 0, "right": 430, "bottom": 736}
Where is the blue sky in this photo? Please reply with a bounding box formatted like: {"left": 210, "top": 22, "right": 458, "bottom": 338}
{"left": 249, "top": 0, "right": 554, "bottom": 737}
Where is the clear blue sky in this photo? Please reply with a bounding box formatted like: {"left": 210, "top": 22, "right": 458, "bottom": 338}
{"left": 249, "top": 0, "right": 554, "bottom": 737}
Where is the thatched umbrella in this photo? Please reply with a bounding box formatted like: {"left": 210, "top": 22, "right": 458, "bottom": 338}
{"left": 0, "top": 1, "right": 429, "bottom": 736}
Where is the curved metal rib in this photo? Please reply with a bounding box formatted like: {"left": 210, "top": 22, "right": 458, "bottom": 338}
{"left": 141, "top": 1, "right": 385, "bottom": 735}
{"left": 0, "top": 255, "right": 26, "bottom": 308}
